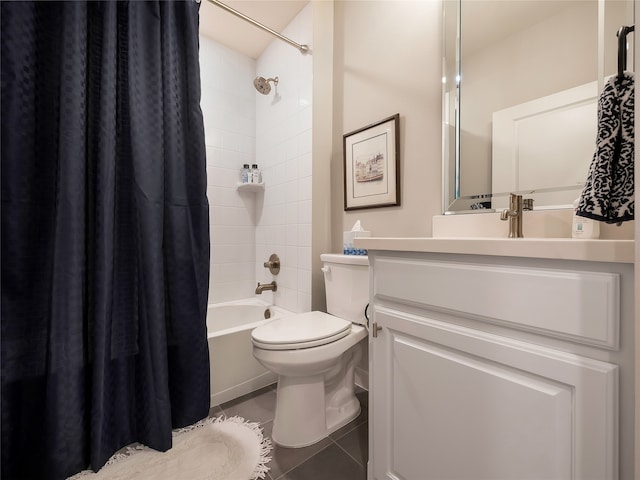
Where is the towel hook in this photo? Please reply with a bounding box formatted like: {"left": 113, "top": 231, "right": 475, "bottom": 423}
{"left": 617, "top": 25, "right": 634, "bottom": 81}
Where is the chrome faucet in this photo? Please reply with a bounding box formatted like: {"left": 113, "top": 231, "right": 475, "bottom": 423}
{"left": 255, "top": 281, "right": 277, "bottom": 294}
{"left": 500, "top": 193, "right": 524, "bottom": 238}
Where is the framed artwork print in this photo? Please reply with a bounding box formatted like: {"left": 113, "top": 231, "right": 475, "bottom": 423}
{"left": 343, "top": 113, "right": 400, "bottom": 211}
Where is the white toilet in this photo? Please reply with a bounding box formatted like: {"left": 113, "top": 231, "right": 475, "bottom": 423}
{"left": 251, "top": 253, "right": 369, "bottom": 448}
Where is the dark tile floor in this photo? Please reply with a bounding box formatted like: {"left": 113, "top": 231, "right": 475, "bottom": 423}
{"left": 210, "top": 384, "right": 369, "bottom": 480}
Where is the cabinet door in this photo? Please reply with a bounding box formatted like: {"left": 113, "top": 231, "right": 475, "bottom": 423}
{"left": 369, "top": 306, "right": 618, "bottom": 480}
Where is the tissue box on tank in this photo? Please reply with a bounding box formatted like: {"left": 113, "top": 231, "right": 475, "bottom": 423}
{"left": 343, "top": 230, "right": 370, "bottom": 255}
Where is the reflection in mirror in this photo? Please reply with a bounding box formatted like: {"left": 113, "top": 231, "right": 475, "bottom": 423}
{"left": 443, "top": 0, "right": 634, "bottom": 213}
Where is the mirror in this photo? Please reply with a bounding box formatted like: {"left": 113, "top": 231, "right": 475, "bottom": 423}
{"left": 443, "top": 0, "right": 634, "bottom": 214}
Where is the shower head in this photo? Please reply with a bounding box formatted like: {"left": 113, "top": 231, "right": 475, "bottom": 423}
{"left": 254, "top": 76, "right": 279, "bottom": 95}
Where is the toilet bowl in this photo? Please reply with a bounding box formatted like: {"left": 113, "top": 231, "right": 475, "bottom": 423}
{"left": 251, "top": 254, "right": 369, "bottom": 448}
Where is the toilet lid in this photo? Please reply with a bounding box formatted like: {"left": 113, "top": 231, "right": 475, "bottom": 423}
{"left": 251, "top": 311, "right": 351, "bottom": 350}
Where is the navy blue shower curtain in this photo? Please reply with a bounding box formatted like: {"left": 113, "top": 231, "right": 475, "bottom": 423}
{"left": 1, "top": 2, "right": 210, "bottom": 479}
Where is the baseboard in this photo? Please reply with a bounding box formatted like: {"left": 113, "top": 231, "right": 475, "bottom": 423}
{"left": 210, "top": 371, "right": 278, "bottom": 407}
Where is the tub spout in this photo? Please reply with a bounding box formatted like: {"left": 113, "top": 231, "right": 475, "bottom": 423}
{"left": 255, "top": 281, "right": 277, "bottom": 294}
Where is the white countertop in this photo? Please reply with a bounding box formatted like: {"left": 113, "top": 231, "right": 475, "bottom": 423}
{"left": 355, "top": 237, "right": 635, "bottom": 263}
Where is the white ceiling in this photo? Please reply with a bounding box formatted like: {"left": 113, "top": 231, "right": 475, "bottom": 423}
{"left": 199, "top": 0, "right": 309, "bottom": 59}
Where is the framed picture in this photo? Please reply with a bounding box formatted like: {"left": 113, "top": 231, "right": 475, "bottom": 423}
{"left": 343, "top": 113, "right": 400, "bottom": 211}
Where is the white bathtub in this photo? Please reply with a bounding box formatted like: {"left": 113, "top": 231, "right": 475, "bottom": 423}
{"left": 206, "top": 299, "right": 293, "bottom": 407}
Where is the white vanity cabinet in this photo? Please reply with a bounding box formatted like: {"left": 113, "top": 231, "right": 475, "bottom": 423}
{"left": 367, "top": 250, "right": 635, "bottom": 480}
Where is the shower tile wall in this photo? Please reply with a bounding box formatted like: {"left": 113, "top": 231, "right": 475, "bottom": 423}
{"left": 255, "top": 4, "right": 313, "bottom": 314}
{"left": 199, "top": 4, "right": 313, "bottom": 311}
{"left": 200, "top": 36, "right": 257, "bottom": 304}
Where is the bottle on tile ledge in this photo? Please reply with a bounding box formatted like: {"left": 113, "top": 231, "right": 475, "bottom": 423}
{"left": 572, "top": 198, "right": 600, "bottom": 239}
{"left": 251, "top": 164, "right": 261, "bottom": 184}
{"left": 241, "top": 164, "right": 250, "bottom": 184}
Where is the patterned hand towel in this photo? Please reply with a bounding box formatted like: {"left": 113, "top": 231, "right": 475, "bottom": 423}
{"left": 576, "top": 72, "right": 634, "bottom": 224}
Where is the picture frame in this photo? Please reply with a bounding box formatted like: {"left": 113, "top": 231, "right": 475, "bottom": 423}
{"left": 343, "top": 113, "right": 400, "bottom": 211}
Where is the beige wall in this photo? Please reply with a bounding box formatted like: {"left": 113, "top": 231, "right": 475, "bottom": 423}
{"left": 311, "top": 1, "right": 335, "bottom": 312}
{"left": 331, "top": 0, "right": 443, "bottom": 252}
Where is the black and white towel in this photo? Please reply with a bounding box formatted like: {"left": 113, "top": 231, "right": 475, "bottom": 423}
{"left": 576, "top": 72, "right": 634, "bottom": 224}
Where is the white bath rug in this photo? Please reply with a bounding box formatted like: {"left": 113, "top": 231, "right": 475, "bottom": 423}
{"left": 68, "top": 416, "right": 272, "bottom": 480}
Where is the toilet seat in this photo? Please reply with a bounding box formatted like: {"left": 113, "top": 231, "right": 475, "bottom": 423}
{"left": 251, "top": 311, "right": 351, "bottom": 350}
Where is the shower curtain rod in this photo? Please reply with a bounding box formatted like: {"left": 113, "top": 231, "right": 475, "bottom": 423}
{"left": 206, "top": 0, "right": 309, "bottom": 54}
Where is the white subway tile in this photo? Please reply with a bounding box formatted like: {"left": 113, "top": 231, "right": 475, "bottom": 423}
{"left": 208, "top": 187, "right": 237, "bottom": 208}
{"left": 298, "top": 200, "right": 312, "bottom": 224}
{"left": 211, "top": 225, "right": 236, "bottom": 245}
{"left": 280, "top": 266, "right": 295, "bottom": 289}
{"left": 207, "top": 166, "right": 240, "bottom": 188}
{"left": 284, "top": 181, "right": 299, "bottom": 203}
{"left": 205, "top": 145, "right": 216, "bottom": 166}
{"left": 272, "top": 163, "right": 287, "bottom": 185}
{"left": 285, "top": 245, "right": 298, "bottom": 268}
{"left": 298, "top": 246, "right": 311, "bottom": 271}
{"left": 286, "top": 224, "right": 298, "bottom": 246}
{"left": 280, "top": 287, "right": 297, "bottom": 313}
{"left": 298, "top": 129, "right": 312, "bottom": 156}
{"left": 212, "top": 205, "right": 254, "bottom": 227}
{"left": 285, "top": 203, "right": 298, "bottom": 225}
{"left": 298, "top": 152, "right": 312, "bottom": 178}
{"left": 222, "top": 132, "right": 240, "bottom": 152}
{"left": 298, "top": 224, "right": 311, "bottom": 247}
{"left": 298, "top": 270, "right": 312, "bottom": 295}
{"left": 238, "top": 133, "right": 256, "bottom": 156}
{"left": 272, "top": 184, "right": 286, "bottom": 206}
{"left": 284, "top": 136, "right": 298, "bottom": 161}
{"left": 298, "top": 176, "right": 312, "bottom": 201}
{"left": 273, "top": 221, "right": 286, "bottom": 245}
{"left": 297, "top": 292, "right": 311, "bottom": 313}
{"left": 298, "top": 106, "right": 312, "bottom": 132}
{"left": 284, "top": 157, "right": 299, "bottom": 183}
{"left": 203, "top": 5, "right": 312, "bottom": 305}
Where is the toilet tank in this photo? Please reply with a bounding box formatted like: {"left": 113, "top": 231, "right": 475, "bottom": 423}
{"left": 320, "top": 254, "right": 369, "bottom": 326}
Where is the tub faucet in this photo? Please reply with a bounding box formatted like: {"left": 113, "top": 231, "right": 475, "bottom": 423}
{"left": 255, "top": 281, "right": 277, "bottom": 294}
{"left": 263, "top": 254, "right": 280, "bottom": 275}
{"left": 500, "top": 193, "right": 524, "bottom": 238}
